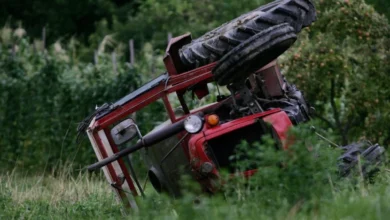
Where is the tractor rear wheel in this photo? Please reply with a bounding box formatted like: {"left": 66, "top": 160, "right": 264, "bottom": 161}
{"left": 212, "top": 23, "right": 296, "bottom": 85}
{"left": 179, "top": 0, "right": 316, "bottom": 69}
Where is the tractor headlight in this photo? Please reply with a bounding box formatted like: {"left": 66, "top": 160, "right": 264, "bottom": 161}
{"left": 184, "top": 115, "right": 204, "bottom": 134}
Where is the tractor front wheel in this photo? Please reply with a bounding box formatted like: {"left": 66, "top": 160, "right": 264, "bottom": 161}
{"left": 338, "top": 141, "right": 386, "bottom": 178}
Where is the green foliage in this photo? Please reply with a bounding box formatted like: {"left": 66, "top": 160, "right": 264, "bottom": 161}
{"left": 2, "top": 0, "right": 387, "bottom": 49}
{"left": 366, "top": 0, "right": 390, "bottom": 19}
{"left": 280, "top": 0, "right": 390, "bottom": 145}
{"left": 224, "top": 124, "right": 340, "bottom": 214}
{"left": 112, "top": 0, "right": 273, "bottom": 49}
{"left": 0, "top": 0, "right": 136, "bottom": 45}
{"left": 0, "top": 32, "right": 146, "bottom": 171}
{"left": 0, "top": 0, "right": 388, "bottom": 174}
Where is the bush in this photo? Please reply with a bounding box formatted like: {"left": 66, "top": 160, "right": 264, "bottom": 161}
{"left": 0, "top": 35, "right": 143, "bottom": 171}
{"left": 280, "top": 0, "right": 390, "bottom": 145}
{"left": 223, "top": 124, "right": 341, "bottom": 215}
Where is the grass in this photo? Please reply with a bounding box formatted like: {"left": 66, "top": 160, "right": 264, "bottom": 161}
{"left": 0, "top": 168, "right": 122, "bottom": 219}
{"left": 1, "top": 169, "right": 390, "bottom": 220}
{"left": 1, "top": 130, "right": 389, "bottom": 220}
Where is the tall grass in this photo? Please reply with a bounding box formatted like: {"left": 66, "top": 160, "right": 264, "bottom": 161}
{"left": 1, "top": 125, "right": 389, "bottom": 219}
{"left": 1, "top": 163, "right": 389, "bottom": 219}
{"left": 0, "top": 165, "right": 121, "bottom": 219}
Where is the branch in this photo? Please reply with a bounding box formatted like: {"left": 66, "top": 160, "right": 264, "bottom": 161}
{"left": 330, "top": 79, "right": 347, "bottom": 144}
{"left": 330, "top": 79, "right": 340, "bottom": 127}
{"left": 342, "top": 117, "right": 360, "bottom": 142}
{"left": 313, "top": 112, "right": 335, "bottom": 129}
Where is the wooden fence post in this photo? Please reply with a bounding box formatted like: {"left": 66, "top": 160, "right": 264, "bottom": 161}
{"left": 42, "top": 27, "right": 46, "bottom": 51}
{"left": 11, "top": 43, "right": 16, "bottom": 60}
{"left": 129, "top": 39, "right": 135, "bottom": 66}
{"left": 112, "top": 52, "right": 117, "bottom": 75}
{"left": 151, "top": 50, "right": 156, "bottom": 75}
{"left": 168, "top": 32, "right": 172, "bottom": 43}
{"left": 94, "top": 50, "right": 98, "bottom": 65}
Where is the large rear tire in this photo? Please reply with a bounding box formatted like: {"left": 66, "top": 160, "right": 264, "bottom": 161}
{"left": 213, "top": 23, "right": 297, "bottom": 85}
{"left": 179, "top": 0, "right": 316, "bottom": 69}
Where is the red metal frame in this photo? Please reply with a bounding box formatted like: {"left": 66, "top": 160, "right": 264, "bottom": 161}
{"left": 92, "top": 62, "right": 215, "bottom": 130}
{"left": 88, "top": 60, "right": 217, "bottom": 201}
{"left": 104, "top": 128, "right": 138, "bottom": 194}
{"left": 187, "top": 109, "right": 292, "bottom": 192}
{"left": 91, "top": 131, "right": 135, "bottom": 208}
{"left": 87, "top": 33, "right": 294, "bottom": 208}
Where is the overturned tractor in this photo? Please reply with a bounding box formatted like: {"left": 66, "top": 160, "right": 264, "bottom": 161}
{"left": 79, "top": 0, "right": 386, "bottom": 210}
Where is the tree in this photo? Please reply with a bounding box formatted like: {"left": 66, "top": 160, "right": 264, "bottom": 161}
{"left": 0, "top": 0, "right": 138, "bottom": 45}
{"left": 280, "top": 0, "right": 390, "bottom": 145}
{"left": 366, "top": 0, "right": 390, "bottom": 19}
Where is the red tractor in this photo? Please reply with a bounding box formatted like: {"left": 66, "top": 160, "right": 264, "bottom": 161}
{"left": 79, "top": 0, "right": 386, "bottom": 210}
